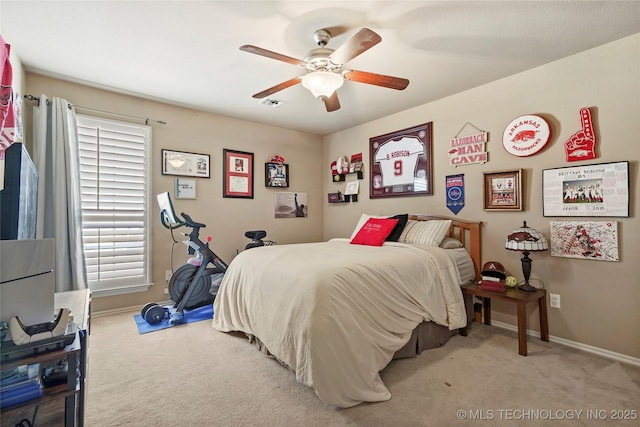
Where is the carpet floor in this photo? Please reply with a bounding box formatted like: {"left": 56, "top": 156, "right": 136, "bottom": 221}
{"left": 85, "top": 310, "right": 640, "bottom": 426}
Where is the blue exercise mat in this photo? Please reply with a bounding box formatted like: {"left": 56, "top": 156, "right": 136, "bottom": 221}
{"left": 133, "top": 303, "right": 213, "bottom": 334}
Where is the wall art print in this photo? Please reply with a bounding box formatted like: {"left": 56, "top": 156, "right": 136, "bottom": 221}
{"left": 550, "top": 221, "right": 619, "bottom": 261}
{"left": 162, "top": 149, "right": 210, "bottom": 178}
{"left": 274, "top": 192, "right": 307, "bottom": 218}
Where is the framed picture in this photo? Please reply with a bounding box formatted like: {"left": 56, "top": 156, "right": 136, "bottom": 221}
{"left": 542, "top": 161, "right": 629, "bottom": 217}
{"left": 161, "top": 149, "right": 210, "bottom": 178}
{"left": 483, "top": 169, "right": 523, "bottom": 211}
{"left": 265, "top": 163, "right": 289, "bottom": 188}
{"left": 223, "top": 149, "right": 253, "bottom": 199}
{"left": 344, "top": 180, "right": 360, "bottom": 195}
{"left": 550, "top": 220, "right": 619, "bottom": 261}
{"left": 175, "top": 178, "right": 196, "bottom": 199}
{"left": 369, "top": 122, "right": 433, "bottom": 198}
{"left": 274, "top": 192, "right": 307, "bottom": 218}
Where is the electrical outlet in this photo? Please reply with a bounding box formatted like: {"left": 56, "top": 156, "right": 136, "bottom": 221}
{"left": 164, "top": 288, "right": 169, "bottom": 295}
{"left": 550, "top": 293, "right": 561, "bottom": 308}
{"left": 165, "top": 270, "right": 172, "bottom": 281}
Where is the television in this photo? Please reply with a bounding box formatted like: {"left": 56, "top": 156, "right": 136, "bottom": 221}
{"left": 0, "top": 143, "right": 39, "bottom": 240}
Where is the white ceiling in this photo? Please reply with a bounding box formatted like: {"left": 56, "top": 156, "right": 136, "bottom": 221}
{"left": 2, "top": 1, "right": 640, "bottom": 136}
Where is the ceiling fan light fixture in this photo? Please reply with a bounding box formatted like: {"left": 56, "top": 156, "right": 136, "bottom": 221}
{"left": 301, "top": 71, "right": 343, "bottom": 99}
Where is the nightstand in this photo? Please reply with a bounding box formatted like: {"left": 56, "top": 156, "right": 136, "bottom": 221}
{"left": 461, "top": 283, "right": 549, "bottom": 356}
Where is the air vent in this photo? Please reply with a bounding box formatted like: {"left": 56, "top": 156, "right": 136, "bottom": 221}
{"left": 259, "top": 98, "right": 285, "bottom": 108}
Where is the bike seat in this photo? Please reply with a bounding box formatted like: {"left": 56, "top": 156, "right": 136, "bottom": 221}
{"left": 245, "top": 230, "right": 267, "bottom": 241}
{"left": 245, "top": 241, "right": 265, "bottom": 250}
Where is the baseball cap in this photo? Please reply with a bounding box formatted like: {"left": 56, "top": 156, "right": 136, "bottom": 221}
{"left": 481, "top": 261, "right": 506, "bottom": 279}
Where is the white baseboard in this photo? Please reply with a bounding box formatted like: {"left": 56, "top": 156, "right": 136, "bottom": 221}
{"left": 491, "top": 320, "right": 640, "bottom": 367}
{"left": 92, "top": 300, "right": 172, "bottom": 318}
{"left": 92, "top": 306, "right": 640, "bottom": 367}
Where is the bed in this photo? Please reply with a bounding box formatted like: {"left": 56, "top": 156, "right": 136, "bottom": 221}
{"left": 212, "top": 214, "right": 481, "bottom": 408}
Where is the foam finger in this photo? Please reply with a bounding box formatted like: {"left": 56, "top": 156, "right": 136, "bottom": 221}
{"left": 580, "top": 107, "right": 594, "bottom": 137}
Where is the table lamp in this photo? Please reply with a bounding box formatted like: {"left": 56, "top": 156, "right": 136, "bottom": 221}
{"left": 505, "top": 221, "right": 548, "bottom": 292}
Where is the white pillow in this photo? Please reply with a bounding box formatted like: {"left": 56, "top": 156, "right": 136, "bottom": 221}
{"left": 397, "top": 219, "right": 418, "bottom": 243}
{"left": 399, "top": 219, "right": 452, "bottom": 247}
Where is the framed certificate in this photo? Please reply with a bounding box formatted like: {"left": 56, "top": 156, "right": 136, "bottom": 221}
{"left": 223, "top": 149, "right": 254, "bottom": 199}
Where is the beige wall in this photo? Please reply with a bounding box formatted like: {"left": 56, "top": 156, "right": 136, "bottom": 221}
{"left": 24, "top": 75, "right": 324, "bottom": 312}
{"left": 21, "top": 33, "right": 639, "bottom": 359}
{"left": 323, "top": 34, "right": 640, "bottom": 359}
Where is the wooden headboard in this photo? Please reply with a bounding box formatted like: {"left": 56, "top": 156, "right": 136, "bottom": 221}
{"left": 408, "top": 214, "right": 482, "bottom": 281}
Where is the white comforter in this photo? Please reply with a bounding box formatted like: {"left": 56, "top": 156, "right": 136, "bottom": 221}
{"left": 211, "top": 239, "right": 467, "bottom": 408}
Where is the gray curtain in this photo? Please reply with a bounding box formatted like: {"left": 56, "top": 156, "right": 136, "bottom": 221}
{"left": 32, "top": 95, "right": 87, "bottom": 292}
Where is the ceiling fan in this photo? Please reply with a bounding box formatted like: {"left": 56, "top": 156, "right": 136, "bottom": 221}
{"left": 240, "top": 28, "right": 410, "bottom": 112}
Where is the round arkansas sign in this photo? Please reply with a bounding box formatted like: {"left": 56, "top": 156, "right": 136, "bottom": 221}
{"left": 502, "top": 114, "right": 551, "bottom": 157}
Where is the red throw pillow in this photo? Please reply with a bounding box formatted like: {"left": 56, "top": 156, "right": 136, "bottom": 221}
{"left": 350, "top": 218, "right": 399, "bottom": 246}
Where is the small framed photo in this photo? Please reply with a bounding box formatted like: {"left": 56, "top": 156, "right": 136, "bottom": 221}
{"left": 483, "top": 169, "right": 523, "bottom": 211}
{"left": 265, "top": 163, "right": 289, "bottom": 188}
{"left": 175, "top": 178, "right": 196, "bottom": 199}
{"left": 162, "top": 149, "right": 210, "bottom": 178}
{"left": 344, "top": 180, "right": 360, "bottom": 195}
{"left": 223, "top": 149, "right": 254, "bottom": 199}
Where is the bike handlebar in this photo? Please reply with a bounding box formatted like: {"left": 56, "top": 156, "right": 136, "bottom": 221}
{"left": 180, "top": 213, "right": 206, "bottom": 229}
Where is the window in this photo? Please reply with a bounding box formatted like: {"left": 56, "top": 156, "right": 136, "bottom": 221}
{"left": 76, "top": 115, "right": 152, "bottom": 296}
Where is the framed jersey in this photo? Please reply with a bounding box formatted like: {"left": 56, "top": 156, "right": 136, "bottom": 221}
{"left": 369, "top": 122, "right": 433, "bottom": 199}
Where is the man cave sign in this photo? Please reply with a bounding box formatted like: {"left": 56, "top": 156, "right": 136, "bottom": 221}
{"left": 502, "top": 114, "right": 551, "bottom": 157}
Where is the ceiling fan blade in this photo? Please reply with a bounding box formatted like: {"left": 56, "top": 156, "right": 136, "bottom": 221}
{"left": 344, "top": 70, "right": 409, "bottom": 90}
{"left": 240, "top": 45, "right": 305, "bottom": 67}
{"left": 329, "top": 28, "right": 381, "bottom": 65}
{"left": 323, "top": 92, "right": 341, "bottom": 112}
{"left": 252, "top": 77, "right": 302, "bottom": 98}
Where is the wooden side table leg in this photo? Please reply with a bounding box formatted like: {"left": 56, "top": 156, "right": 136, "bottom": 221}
{"left": 517, "top": 302, "right": 527, "bottom": 356}
{"left": 539, "top": 295, "right": 549, "bottom": 342}
{"left": 483, "top": 297, "right": 491, "bottom": 325}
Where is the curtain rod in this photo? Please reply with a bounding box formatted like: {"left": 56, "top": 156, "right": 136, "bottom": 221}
{"left": 23, "top": 94, "right": 167, "bottom": 125}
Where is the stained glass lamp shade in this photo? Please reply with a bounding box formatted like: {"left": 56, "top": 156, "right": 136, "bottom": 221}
{"left": 505, "top": 221, "right": 549, "bottom": 292}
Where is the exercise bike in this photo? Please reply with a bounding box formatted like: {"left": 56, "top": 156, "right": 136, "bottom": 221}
{"left": 142, "top": 192, "right": 273, "bottom": 325}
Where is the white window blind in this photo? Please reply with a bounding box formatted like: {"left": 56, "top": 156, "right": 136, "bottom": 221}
{"left": 76, "top": 115, "right": 152, "bottom": 296}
